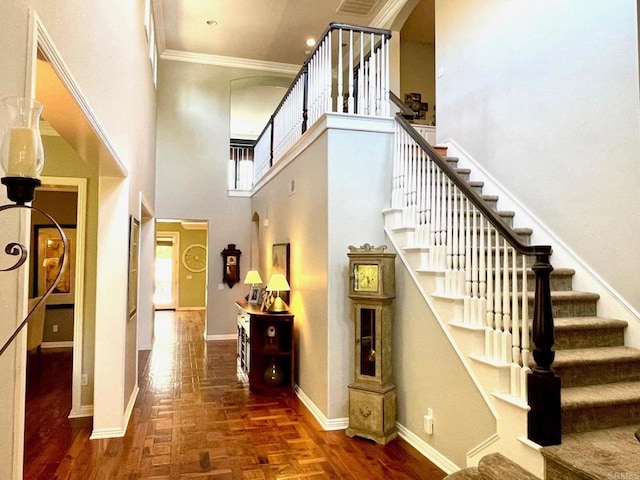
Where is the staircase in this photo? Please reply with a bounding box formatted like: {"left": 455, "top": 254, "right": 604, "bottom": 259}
{"left": 384, "top": 123, "right": 640, "bottom": 478}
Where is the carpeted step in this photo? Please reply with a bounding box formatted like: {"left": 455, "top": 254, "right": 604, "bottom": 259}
{"left": 553, "top": 346, "right": 640, "bottom": 387}
{"left": 525, "top": 290, "right": 599, "bottom": 318}
{"left": 554, "top": 316, "right": 628, "bottom": 350}
{"left": 507, "top": 267, "right": 575, "bottom": 292}
{"left": 542, "top": 425, "right": 640, "bottom": 480}
{"left": 561, "top": 381, "right": 640, "bottom": 434}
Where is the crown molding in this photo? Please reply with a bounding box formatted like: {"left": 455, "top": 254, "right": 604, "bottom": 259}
{"left": 161, "top": 50, "right": 300, "bottom": 74}
{"left": 371, "top": 0, "right": 412, "bottom": 29}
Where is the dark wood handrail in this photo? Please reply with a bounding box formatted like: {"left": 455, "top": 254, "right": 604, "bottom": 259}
{"left": 254, "top": 23, "right": 392, "bottom": 149}
{"left": 390, "top": 92, "right": 418, "bottom": 120}
{"left": 394, "top": 114, "right": 552, "bottom": 258}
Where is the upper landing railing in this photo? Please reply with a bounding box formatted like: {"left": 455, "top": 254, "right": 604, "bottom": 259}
{"left": 252, "top": 23, "right": 392, "bottom": 183}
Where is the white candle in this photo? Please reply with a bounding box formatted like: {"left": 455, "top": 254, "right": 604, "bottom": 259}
{"left": 7, "top": 126, "right": 37, "bottom": 177}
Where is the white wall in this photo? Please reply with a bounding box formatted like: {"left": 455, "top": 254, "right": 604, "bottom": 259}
{"left": 0, "top": 0, "right": 157, "bottom": 475}
{"left": 436, "top": 0, "right": 640, "bottom": 313}
{"left": 155, "top": 60, "right": 294, "bottom": 337}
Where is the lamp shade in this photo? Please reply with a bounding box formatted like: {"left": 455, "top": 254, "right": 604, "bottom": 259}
{"left": 243, "top": 270, "right": 263, "bottom": 285}
{"left": 266, "top": 273, "right": 290, "bottom": 292}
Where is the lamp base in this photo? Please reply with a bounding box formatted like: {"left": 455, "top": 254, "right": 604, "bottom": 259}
{"left": 268, "top": 296, "right": 289, "bottom": 313}
{"left": 2, "top": 176, "right": 41, "bottom": 205}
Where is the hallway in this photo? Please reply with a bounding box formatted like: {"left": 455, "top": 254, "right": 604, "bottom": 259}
{"left": 24, "top": 310, "right": 446, "bottom": 479}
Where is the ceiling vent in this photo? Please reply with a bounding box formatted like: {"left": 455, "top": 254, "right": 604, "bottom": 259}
{"left": 336, "top": 0, "right": 380, "bottom": 16}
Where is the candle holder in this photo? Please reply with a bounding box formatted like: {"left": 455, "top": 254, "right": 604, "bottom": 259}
{"left": 0, "top": 96, "right": 67, "bottom": 357}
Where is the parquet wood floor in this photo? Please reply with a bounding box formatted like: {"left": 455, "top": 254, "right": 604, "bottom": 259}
{"left": 24, "top": 310, "right": 446, "bottom": 479}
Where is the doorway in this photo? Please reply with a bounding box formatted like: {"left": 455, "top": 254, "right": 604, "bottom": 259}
{"left": 154, "top": 232, "right": 179, "bottom": 310}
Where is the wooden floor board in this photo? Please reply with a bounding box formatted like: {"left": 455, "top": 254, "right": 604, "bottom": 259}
{"left": 23, "top": 310, "right": 446, "bottom": 479}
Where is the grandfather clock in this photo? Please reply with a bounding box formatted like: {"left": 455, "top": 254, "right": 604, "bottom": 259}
{"left": 346, "top": 243, "right": 397, "bottom": 444}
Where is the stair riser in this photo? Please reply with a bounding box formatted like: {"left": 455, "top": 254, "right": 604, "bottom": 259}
{"left": 555, "top": 361, "right": 640, "bottom": 388}
{"left": 555, "top": 328, "right": 625, "bottom": 350}
{"left": 562, "top": 402, "right": 640, "bottom": 434}
{"left": 527, "top": 298, "right": 598, "bottom": 319}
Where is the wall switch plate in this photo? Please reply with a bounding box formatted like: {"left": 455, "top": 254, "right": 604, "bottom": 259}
{"left": 53, "top": 324, "right": 58, "bottom": 333}
{"left": 423, "top": 408, "right": 434, "bottom": 434}
{"left": 218, "top": 283, "right": 224, "bottom": 290}
{"left": 81, "top": 374, "right": 88, "bottom": 386}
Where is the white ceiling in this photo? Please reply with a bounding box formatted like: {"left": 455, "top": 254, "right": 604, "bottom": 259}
{"left": 155, "top": 0, "right": 434, "bottom": 67}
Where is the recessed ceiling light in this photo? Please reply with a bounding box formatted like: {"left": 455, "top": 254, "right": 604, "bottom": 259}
{"left": 305, "top": 38, "right": 316, "bottom": 47}
{"left": 206, "top": 20, "right": 218, "bottom": 26}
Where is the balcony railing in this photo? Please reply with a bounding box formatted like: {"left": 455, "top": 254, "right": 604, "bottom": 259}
{"left": 252, "top": 23, "right": 392, "bottom": 184}
{"left": 228, "top": 141, "right": 255, "bottom": 191}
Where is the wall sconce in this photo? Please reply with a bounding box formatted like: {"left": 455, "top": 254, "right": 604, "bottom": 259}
{"left": 266, "top": 273, "right": 290, "bottom": 313}
{"left": 0, "top": 96, "right": 67, "bottom": 357}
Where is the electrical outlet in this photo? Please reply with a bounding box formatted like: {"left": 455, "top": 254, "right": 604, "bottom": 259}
{"left": 52, "top": 324, "right": 58, "bottom": 333}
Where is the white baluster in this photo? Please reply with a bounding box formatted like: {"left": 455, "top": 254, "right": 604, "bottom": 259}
{"left": 502, "top": 239, "right": 512, "bottom": 364}
{"left": 478, "top": 216, "right": 487, "bottom": 324}
{"left": 493, "top": 230, "right": 502, "bottom": 361}
{"left": 471, "top": 206, "right": 479, "bottom": 325}
{"left": 358, "top": 32, "right": 364, "bottom": 115}
{"left": 451, "top": 184, "right": 459, "bottom": 295}
{"left": 369, "top": 33, "right": 375, "bottom": 116}
{"left": 485, "top": 224, "right": 494, "bottom": 357}
{"left": 510, "top": 249, "right": 521, "bottom": 398}
{"left": 464, "top": 198, "right": 472, "bottom": 323}
{"left": 520, "top": 254, "right": 531, "bottom": 401}
{"left": 348, "top": 29, "right": 354, "bottom": 114}
{"left": 445, "top": 179, "right": 453, "bottom": 294}
{"left": 337, "top": 28, "right": 344, "bottom": 113}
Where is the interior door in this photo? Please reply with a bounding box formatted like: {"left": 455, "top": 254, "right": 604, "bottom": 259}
{"left": 154, "top": 233, "right": 179, "bottom": 310}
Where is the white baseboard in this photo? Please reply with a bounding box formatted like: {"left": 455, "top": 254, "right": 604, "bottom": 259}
{"left": 41, "top": 341, "right": 73, "bottom": 349}
{"left": 89, "top": 385, "right": 139, "bottom": 439}
{"left": 68, "top": 404, "right": 94, "bottom": 419}
{"left": 294, "top": 385, "right": 348, "bottom": 431}
{"left": 207, "top": 334, "right": 237, "bottom": 341}
{"left": 177, "top": 307, "right": 206, "bottom": 311}
{"left": 396, "top": 422, "right": 460, "bottom": 474}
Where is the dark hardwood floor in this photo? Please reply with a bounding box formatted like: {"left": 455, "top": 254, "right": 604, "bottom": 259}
{"left": 24, "top": 310, "right": 446, "bottom": 479}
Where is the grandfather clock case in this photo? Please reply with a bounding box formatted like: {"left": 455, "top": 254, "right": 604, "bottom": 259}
{"left": 346, "top": 244, "right": 397, "bottom": 445}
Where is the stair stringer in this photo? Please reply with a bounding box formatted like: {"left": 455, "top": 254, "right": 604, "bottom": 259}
{"left": 384, "top": 223, "right": 544, "bottom": 476}
{"left": 440, "top": 138, "right": 640, "bottom": 349}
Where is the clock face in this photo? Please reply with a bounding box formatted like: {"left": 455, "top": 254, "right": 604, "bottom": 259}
{"left": 354, "top": 264, "right": 379, "bottom": 292}
{"left": 182, "top": 244, "right": 207, "bottom": 272}
{"left": 267, "top": 325, "right": 277, "bottom": 337}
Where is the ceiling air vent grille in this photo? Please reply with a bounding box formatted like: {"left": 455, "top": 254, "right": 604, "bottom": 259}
{"left": 336, "top": 0, "right": 380, "bottom": 16}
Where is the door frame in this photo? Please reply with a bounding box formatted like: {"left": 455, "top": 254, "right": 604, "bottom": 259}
{"left": 155, "top": 231, "right": 179, "bottom": 310}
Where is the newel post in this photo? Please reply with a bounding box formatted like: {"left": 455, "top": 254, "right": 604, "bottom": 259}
{"left": 527, "top": 252, "right": 562, "bottom": 446}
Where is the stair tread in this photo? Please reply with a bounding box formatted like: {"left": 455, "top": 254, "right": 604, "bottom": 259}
{"left": 525, "top": 290, "right": 600, "bottom": 300}
{"left": 554, "top": 316, "right": 628, "bottom": 331}
{"left": 541, "top": 425, "right": 640, "bottom": 479}
{"left": 561, "top": 381, "right": 640, "bottom": 408}
{"left": 554, "top": 346, "right": 640, "bottom": 365}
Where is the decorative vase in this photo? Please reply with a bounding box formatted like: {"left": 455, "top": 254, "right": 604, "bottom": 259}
{"left": 263, "top": 356, "right": 283, "bottom": 386}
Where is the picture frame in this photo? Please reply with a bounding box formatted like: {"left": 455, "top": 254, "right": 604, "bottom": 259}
{"left": 127, "top": 216, "right": 140, "bottom": 320}
{"left": 248, "top": 286, "right": 263, "bottom": 305}
{"left": 272, "top": 242, "right": 290, "bottom": 304}
{"left": 34, "top": 225, "right": 76, "bottom": 305}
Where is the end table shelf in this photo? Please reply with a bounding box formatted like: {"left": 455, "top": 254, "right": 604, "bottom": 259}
{"left": 235, "top": 301, "right": 294, "bottom": 395}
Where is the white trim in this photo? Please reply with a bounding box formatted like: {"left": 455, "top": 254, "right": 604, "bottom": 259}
{"left": 32, "top": 12, "right": 128, "bottom": 178}
{"left": 396, "top": 423, "right": 460, "bottom": 474}
{"left": 41, "top": 341, "right": 73, "bottom": 349}
{"left": 41, "top": 176, "right": 88, "bottom": 420}
{"left": 466, "top": 432, "right": 500, "bottom": 463}
{"left": 155, "top": 232, "right": 179, "bottom": 310}
{"left": 294, "top": 385, "right": 349, "bottom": 431}
{"left": 161, "top": 49, "right": 300, "bottom": 74}
{"left": 371, "top": 0, "right": 412, "bottom": 29}
{"left": 252, "top": 114, "right": 394, "bottom": 195}
{"left": 175, "top": 307, "right": 205, "bottom": 311}
{"left": 67, "top": 404, "right": 94, "bottom": 419}
{"left": 89, "top": 386, "right": 138, "bottom": 440}
{"left": 207, "top": 334, "right": 237, "bottom": 341}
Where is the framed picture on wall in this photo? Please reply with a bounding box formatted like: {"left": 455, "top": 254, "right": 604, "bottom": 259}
{"left": 34, "top": 225, "right": 76, "bottom": 305}
{"left": 128, "top": 216, "right": 140, "bottom": 321}
{"left": 272, "top": 243, "right": 290, "bottom": 304}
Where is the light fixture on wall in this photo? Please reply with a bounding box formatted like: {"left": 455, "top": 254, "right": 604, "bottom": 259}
{"left": 0, "top": 96, "right": 67, "bottom": 357}
{"left": 266, "top": 273, "right": 290, "bottom": 313}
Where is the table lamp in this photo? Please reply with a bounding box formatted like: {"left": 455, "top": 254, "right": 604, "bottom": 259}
{"left": 266, "top": 273, "right": 290, "bottom": 312}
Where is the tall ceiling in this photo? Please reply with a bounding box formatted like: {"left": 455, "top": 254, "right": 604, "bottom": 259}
{"left": 155, "top": 0, "right": 434, "bottom": 66}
